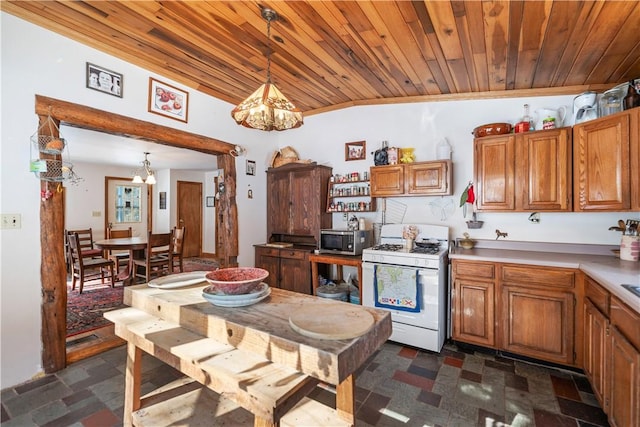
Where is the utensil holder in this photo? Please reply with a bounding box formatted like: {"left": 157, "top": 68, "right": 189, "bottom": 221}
{"left": 620, "top": 235, "right": 640, "bottom": 261}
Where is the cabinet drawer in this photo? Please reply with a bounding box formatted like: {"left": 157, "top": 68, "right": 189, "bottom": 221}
{"left": 453, "top": 261, "right": 495, "bottom": 279}
{"left": 501, "top": 265, "right": 574, "bottom": 289}
{"left": 585, "top": 277, "right": 610, "bottom": 315}
{"left": 256, "top": 247, "right": 280, "bottom": 257}
{"left": 610, "top": 296, "right": 640, "bottom": 350}
{"left": 279, "top": 249, "right": 309, "bottom": 261}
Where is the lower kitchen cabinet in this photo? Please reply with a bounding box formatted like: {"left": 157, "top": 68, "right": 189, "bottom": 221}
{"left": 254, "top": 246, "right": 312, "bottom": 295}
{"left": 452, "top": 260, "right": 495, "bottom": 347}
{"left": 451, "top": 260, "right": 576, "bottom": 365}
{"left": 584, "top": 276, "right": 640, "bottom": 427}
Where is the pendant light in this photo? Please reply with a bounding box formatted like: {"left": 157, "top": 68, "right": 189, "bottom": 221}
{"left": 132, "top": 152, "right": 156, "bottom": 185}
{"left": 231, "top": 8, "right": 303, "bottom": 131}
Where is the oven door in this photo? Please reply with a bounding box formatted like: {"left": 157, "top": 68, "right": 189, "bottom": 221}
{"left": 362, "top": 262, "right": 441, "bottom": 330}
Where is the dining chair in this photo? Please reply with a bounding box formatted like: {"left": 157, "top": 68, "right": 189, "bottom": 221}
{"left": 171, "top": 226, "right": 186, "bottom": 273}
{"left": 133, "top": 230, "right": 174, "bottom": 284}
{"left": 65, "top": 228, "right": 103, "bottom": 273}
{"left": 68, "top": 232, "right": 116, "bottom": 293}
{"left": 106, "top": 226, "right": 133, "bottom": 277}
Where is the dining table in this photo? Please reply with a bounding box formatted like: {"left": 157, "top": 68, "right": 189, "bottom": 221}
{"left": 94, "top": 237, "right": 147, "bottom": 285}
{"left": 105, "top": 280, "right": 393, "bottom": 426}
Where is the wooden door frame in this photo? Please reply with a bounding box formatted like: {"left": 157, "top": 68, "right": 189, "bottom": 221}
{"left": 36, "top": 95, "right": 239, "bottom": 374}
{"left": 104, "top": 176, "right": 153, "bottom": 234}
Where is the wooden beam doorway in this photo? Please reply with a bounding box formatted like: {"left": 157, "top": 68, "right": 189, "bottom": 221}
{"left": 35, "top": 95, "right": 239, "bottom": 374}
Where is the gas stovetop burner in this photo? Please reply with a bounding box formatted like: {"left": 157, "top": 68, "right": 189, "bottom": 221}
{"left": 371, "top": 244, "right": 404, "bottom": 251}
{"left": 410, "top": 246, "right": 441, "bottom": 255}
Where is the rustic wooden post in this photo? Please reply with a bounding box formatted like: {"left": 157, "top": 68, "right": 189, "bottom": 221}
{"left": 215, "top": 154, "right": 239, "bottom": 267}
{"left": 37, "top": 113, "right": 67, "bottom": 373}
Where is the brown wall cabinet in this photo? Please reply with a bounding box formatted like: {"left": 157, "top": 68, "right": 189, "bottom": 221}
{"left": 474, "top": 128, "right": 572, "bottom": 212}
{"left": 266, "top": 163, "right": 332, "bottom": 245}
{"left": 573, "top": 109, "right": 639, "bottom": 211}
{"left": 584, "top": 277, "right": 639, "bottom": 427}
{"left": 452, "top": 259, "right": 577, "bottom": 366}
{"left": 370, "top": 160, "right": 452, "bottom": 197}
{"left": 254, "top": 246, "right": 311, "bottom": 295}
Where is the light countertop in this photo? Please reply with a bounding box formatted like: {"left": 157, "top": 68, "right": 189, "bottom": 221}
{"left": 449, "top": 240, "right": 639, "bottom": 313}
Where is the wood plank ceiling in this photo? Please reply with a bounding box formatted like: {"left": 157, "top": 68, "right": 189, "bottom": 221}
{"left": 3, "top": 1, "right": 640, "bottom": 115}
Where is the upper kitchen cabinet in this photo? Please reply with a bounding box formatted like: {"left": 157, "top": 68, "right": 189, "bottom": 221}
{"left": 573, "top": 109, "right": 639, "bottom": 211}
{"left": 370, "top": 160, "right": 452, "bottom": 197}
{"left": 266, "top": 163, "right": 332, "bottom": 245}
{"left": 474, "top": 128, "right": 572, "bottom": 212}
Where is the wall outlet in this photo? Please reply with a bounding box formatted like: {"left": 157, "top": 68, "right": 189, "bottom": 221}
{"left": 1, "top": 214, "right": 21, "bottom": 229}
{"left": 343, "top": 213, "right": 348, "bottom": 221}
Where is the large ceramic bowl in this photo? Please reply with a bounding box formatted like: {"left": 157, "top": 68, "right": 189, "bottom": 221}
{"left": 205, "top": 267, "right": 269, "bottom": 295}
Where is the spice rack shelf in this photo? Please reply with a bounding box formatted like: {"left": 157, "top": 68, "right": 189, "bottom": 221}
{"left": 327, "top": 179, "right": 376, "bottom": 213}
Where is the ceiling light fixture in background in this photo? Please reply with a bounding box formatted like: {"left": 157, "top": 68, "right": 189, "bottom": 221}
{"left": 132, "top": 152, "right": 156, "bottom": 184}
{"left": 231, "top": 8, "right": 303, "bottom": 131}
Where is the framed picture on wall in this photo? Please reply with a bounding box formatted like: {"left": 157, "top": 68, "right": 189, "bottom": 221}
{"left": 148, "top": 78, "right": 189, "bottom": 122}
{"left": 345, "top": 141, "right": 366, "bottom": 161}
{"left": 159, "top": 192, "right": 167, "bottom": 210}
{"left": 86, "top": 63, "right": 123, "bottom": 98}
{"left": 206, "top": 196, "right": 215, "bottom": 208}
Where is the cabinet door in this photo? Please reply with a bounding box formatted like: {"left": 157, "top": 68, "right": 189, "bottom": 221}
{"left": 406, "top": 161, "right": 452, "bottom": 195}
{"left": 475, "top": 135, "right": 516, "bottom": 211}
{"left": 517, "top": 128, "right": 572, "bottom": 211}
{"left": 609, "top": 326, "right": 640, "bottom": 427}
{"left": 584, "top": 299, "right": 609, "bottom": 408}
{"left": 501, "top": 286, "right": 574, "bottom": 364}
{"left": 573, "top": 113, "right": 631, "bottom": 211}
{"left": 289, "top": 169, "right": 316, "bottom": 236}
{"left": 453, "top": 279, "right": 495, "bottom": 347}
{"left": 370, "top": 164, "right": 404, "bottom": 196}
{"left": 267, "top": 171, "right": 292, "bottom": 235}
{"left": 279, "top": 249, "right": 311, "bottom": 295}
{"left": 254, "top": 247, "right": 280, "bottom": 288}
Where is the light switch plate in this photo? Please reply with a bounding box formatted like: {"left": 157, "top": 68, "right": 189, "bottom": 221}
{"left": 1, "top": 214, "right": 21, "bottom": 229}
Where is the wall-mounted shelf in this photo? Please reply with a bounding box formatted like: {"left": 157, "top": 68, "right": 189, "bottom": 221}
{"left": 327, "top": 179, "right": 376, "bottom": 213}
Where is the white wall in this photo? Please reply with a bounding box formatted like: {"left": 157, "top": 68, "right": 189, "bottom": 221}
{"left": 1, "top": 12, "right": 637, "bottom": 389}
{"left": 0, "top": 13, "right": 274, "bottom": 388}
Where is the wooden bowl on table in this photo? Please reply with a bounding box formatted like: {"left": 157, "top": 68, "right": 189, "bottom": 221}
{"left": 205, "top": 267, "right": 269, "bottom": 295}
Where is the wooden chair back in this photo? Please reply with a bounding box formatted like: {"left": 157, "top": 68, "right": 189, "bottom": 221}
{"left": 106, "top": 226, "right": 133, "bottom": 274}
{"left": 68, "top": 232, "right": 115, "bottom": 293}
{"left": 107, "top": 226, "right": 132, "bottom": 239}
{"left": 66, "top": 228, "right": 103, "bottom": 258}
{"left": 133, "top": 230, "right": 174, "bottom": 284}
{"left": 171, "top": 226, "right": 186, "bottom": 272}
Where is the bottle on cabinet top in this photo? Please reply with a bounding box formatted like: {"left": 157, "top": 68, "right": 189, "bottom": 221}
{"left": 514, "top": 104, "right": 533, "bottom": 133}
{"left": 623, "top": 80, "right": 640, "bottom": 110}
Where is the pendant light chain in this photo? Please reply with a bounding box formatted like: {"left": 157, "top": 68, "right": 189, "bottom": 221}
{"left": 266, "top": 13, "right": 272, "bottom": 84}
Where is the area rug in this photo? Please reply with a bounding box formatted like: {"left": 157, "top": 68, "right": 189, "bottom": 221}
{"left": 66, "top": 257, "right": 220, "bottom": 337}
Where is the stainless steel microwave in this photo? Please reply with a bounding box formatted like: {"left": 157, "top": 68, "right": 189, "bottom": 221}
{"left": 319, "top": 229, "right": 373, "bottom": 256}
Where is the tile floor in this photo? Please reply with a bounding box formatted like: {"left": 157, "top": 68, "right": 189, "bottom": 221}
{"left": 1, "top": 341, "right": 609, "bottom": 427}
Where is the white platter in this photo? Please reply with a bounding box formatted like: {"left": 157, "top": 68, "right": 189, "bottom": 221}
{"left": 148, "top": 271, "right": 208, "bottom": 289}
{"left": 202, "top": 287, "right": 271, "bottom": 307}
{"left": 203, "top": 282, "right": 269, "bottom": 301}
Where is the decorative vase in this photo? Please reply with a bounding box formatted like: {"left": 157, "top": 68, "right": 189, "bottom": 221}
{"left": 620, "top": 235, "right": 640, "bottom": 261}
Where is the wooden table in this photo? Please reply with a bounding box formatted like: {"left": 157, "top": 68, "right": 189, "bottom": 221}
{"left": 310, "top": 252, "right": 364, "bottom": 302}
{"left": 94, "top": 237, "right": 147, "bottom": 285}
{"left": 110, "top": 284, "right": 392, "bottom": 426}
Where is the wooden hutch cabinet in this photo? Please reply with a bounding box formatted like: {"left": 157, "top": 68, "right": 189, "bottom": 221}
{"left": 370, "top": 160, "right": 452, "bottom": 197}
{"left": 256, "top": 163, "right": 332, "bottom": 295}
{"left": 474, "top": 127, "right": 572, "bottom": 212}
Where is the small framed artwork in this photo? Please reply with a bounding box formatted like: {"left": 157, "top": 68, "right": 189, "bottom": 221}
{"left": 206, "top": 196, "right": 215, "bottom": 208}
{"left": 86, "top": 63, "right": 123, "bottom": 97}
{"left": 159, "top": 191, "right": 167, "bottom": 210}
{"left": 246, "top": 160, "right": 256, "bottom": 176}
{"left": 345, "top": 140, "right": 366, "bottom": 161}
{"left": 148, "top": 78, "right": 189, "bottom": 123}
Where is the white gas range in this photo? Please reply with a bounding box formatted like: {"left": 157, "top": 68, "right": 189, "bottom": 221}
{"left": 362, "top": 223, "right": 449, "bottom": 352}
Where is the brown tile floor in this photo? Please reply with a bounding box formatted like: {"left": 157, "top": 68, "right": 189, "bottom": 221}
{"left": 1, "top": 341, "right": 609, "bottom": 427}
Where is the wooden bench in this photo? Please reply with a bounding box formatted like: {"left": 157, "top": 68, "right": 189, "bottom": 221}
{"left": 105, "top": 307, "right": 352, "bottom": 427}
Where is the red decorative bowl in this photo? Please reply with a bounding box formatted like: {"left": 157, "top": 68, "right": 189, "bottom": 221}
{"left": 472, "top": 122, "right": 512, "bottom": 138}
{"left": 205, "top": 267, "right": 269, "bottom": 295}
